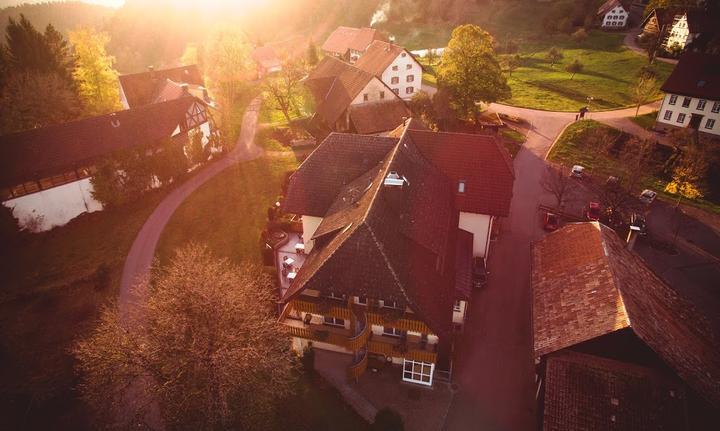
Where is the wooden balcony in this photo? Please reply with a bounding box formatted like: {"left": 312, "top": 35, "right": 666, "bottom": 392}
{"left": 367, "top": 335, "right": 438, "bottom": 364}
{"left": 291, "top": 298, "right": 351, "bottom": 320}
{"left": 367, "top": 310, "right": 431, "bottom": 334}
{"left": 346, "top": 350, "right": 368, "bottom": 382}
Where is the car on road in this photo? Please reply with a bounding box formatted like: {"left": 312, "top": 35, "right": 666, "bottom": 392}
{"left": 586, "top": 202, "right": 601, "bottom": 221}
{"left": 630, "top": 213, "right": 647, "bottom": 235}
{"left": 639, "top": 189, "right": 657, "bottom": 204}
{"left": 472, "top": 257, "right": 488, "bottom": 289}
{"left": 571, "top": 165, "right": 585, "bottom": 178}
{"left": 543, "top": 212, "right": 560, "bottom": 231}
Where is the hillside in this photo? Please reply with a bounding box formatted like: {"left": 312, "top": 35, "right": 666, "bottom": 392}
{"left": 0, "top": 1, "right": 114, "bottom": 35}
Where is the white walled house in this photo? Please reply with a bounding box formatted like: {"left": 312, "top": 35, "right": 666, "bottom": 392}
{"left": 355, "top": 41, "right": 422, "bottom": 100}
{"left": 597, "top": 0, "right": 630, "bottom": 29}
{"left": 640, "top": 7, "right": 718, "bottom": 55}
{"left": 1, "top": 97, "right": 214, "bottom": 232}
{"left": 655, "top": 53, "right": 720, "bottom": 137}
{"left": 275, "top": 119, "right": 514, "bottom": 386}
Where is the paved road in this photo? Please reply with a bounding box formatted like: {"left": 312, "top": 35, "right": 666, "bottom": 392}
{"left": 623, "top": 27, "right": 678, "bottom": 65}
{"left": 119, "top": 96, "right": 264, "bottom": 314}
{"left": 442, "top": 101, "right": 666, "bottom": 431}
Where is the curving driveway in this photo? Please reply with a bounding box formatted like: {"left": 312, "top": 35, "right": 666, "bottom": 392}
{"left": 119, "top": 96, "right": 264, "bottom": 314}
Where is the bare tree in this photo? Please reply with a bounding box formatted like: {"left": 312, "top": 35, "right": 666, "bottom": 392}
{"left": 262, "top": 56, "right": 306, "bottom": 124}
{"left": 74, "top": 244, "right": 298, "bottom": 430}
{"left": 633, "top": 75, "right": 657, "bottom": 117}
{"left": 541, "top": 165, "right": 575, "bottom": 210}
{"left": 616, "top": 136, "right": 658, "bottom": 192}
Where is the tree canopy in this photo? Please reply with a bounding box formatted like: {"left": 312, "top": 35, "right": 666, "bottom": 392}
{"left": 69, "top": 28, "right": 121, "bottom": 116}
{"left": 437, "top": 24, "right": 510, "bottom": 122}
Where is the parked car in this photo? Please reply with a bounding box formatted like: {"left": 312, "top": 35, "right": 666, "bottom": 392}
{"left": 605, "top": 176, "right": 620, "bottom": 190}
{"left": 586, "top": 202, "right": 601, "bottom": 221}
{"left": 639, "top": 189, "right": 657, "bottom": 204}
{"left": 571, "top": 165, "right": 585, "bottom": 178}
{"left": 472, "top": 257, "right": 488, "bottom": 289}
{"left": 630, "top": 213, "right": 647, "bottom": 235}
{"left": 543, "top": 212, "right": 560, "bottom": 231}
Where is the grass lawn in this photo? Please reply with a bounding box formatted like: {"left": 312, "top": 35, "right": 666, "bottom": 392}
{"left": 503, "top": 31, "right": 674, "bottom": 111}
{"left": 630, "top": 111, "right": 659, "bottom": 130}
{"left": 0, "top": 188, "right": 170, "bottom": 430}
{"left": 500, "top": 127, "right": 527, "bottom": 158}
{"left": 417, "top": 56, "right": 438, "bottom": 87}
{"left": 260, "top": 88, "right": 314, "bottom": 126}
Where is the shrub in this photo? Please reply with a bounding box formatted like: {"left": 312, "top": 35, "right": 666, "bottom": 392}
{"left": 372, "top": 408, "right": 404, "bottom": 431}
{"left": 572, "top": 28, "right": 588, "bottom": 43}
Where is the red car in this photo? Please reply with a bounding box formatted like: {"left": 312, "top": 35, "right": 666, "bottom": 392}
{"left": 586, "top": 202, "right": 601, "bottom": 221}
{"left": 543, "top": 212, "right": 560, "bottom": 231}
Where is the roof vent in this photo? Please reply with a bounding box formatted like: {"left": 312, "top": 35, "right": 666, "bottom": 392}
{"left": 384, "top": 171, "right": 407, "bottom": 187}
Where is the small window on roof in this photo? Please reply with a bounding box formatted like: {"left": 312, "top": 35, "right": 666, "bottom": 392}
{"left": 698, "top": 80, "right": 706, "bottom": 87}
{"left": 458, "top": 180, "right": 466, "bottom": 193}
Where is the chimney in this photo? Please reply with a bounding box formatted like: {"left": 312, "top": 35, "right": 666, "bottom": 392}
{"left": 383, "top": 171, "right": 407, "bottom": 187}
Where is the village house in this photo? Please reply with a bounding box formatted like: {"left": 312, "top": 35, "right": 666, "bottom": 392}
{"left": 1, "top": 96, "right": 213, "bottom": 232}
{"left": 597, "top": 0, "right": 631, "bottom": 29}
{"left": 654, "top": 52, "right": 720, "bottom": 137}
{"left": 321, "top": 26, "right": 385, "bottom": 63}
{"left": 118, "top": 64, "right": 214, "bottom": 109}
{"left": 639, "top": 7, "right": 718, "bottom": 55}
{"left": 304, "top": 56, "right": 413, "bottom": 135}
{"left": 251, "top": 35, "right": 309, "bottom": 78}
{"left": 532, "top": 222, "right": 720, "bottom": 430}
{"left": 273, "top": 119, "right": 514, "bottom": 386}
{"left": 354, "top": 40, "right": 422, "bottom": 100}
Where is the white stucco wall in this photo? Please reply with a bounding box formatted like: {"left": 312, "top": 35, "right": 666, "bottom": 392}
{"left": 656, "top": 93, "right": 720, "bottom": 136}
{"left": 301, "top": 215, "right": 323, "bottom": 252}
{"left": 458, "top": 212, "right": 493, "bottom": 258}
{"left": 665, "top": 14, "right": 690, "bottom": 49}
{"left": 3, "top": 178, "right": 103, "bottom": 232}
{"left": 452, "top": 300, "right": 467, "bottom": 325}
{"left": 602, "top": 6, "right": 628, "bottom": 28}
{"left": 351, "top": 77, "right": 392, "bottom": 105}
{"left": 380, "top": 50, "right": 422, "bottom": 100}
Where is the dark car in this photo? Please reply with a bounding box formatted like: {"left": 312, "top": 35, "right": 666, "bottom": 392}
{"left": 543, "top": 212, "right": 560, "bottom": 231}
{"left": 630, "top": 213, "right": 647, "bottom": 235}
{"left": 472, "top": 257, "right": 488, "bottom": 289}
{"left": 586, "top": 202, "right": 601, "bottom": 221}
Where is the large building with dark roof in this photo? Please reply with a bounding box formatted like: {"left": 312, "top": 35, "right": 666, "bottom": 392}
{"left": 532, "top": 222, "right": 720, "bottom": 428}
{"left": 275, "top": 119, "right": 514, "bottom": 386}
{"left": 118, "top": 64, "right": 214, "bottom": 109}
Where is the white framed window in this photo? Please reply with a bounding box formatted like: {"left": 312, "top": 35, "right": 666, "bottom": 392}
{"left": 405, "top": 87, "right": 414, "bottom": 94}
{"left": 401, "top": 52, "right": 407, "bottom": 57}
{"left": 458, "top": 180, "right": 466, "bottom": 193}
{"left": 682, "top": 97, "right": 691, "bottom": 108}
{"left": 453, "top": 300, "right": 462, "bottom": 312}
{"left": 712, "top": 101, "right": 720, "bottom": 113}
{"left": 669, "top": 95, "right": 677, "bottom": 105}
{"left": 403, "top": 359, "right": 434, "bottom": 386}
{"left": 391, "top": 76, "right": 399, "bottom": 84}
{"left": 392, "top": 65, "right": 399, "bottom": 71}
{"left": 356, "top": 296, "right": 368, "bottom": 305}
{"left": 406, "top": 64, "right": 412, "bottom": 70}
{"left": 382, "top": 300, "right": 399, "bottom": 309}
{"left": 706, "top": 119, "right": 716, "bottom": 130}
{"left": 383, "top": 326, "right": 402, "bottom": 337}
{"left": 406, "top": 75, "right": 414, "bottom": 83}
{"left": 677, "top": 113, "right": 686, "bottom": 123}
{"left": 326, "top": 291, "right": 344, "bottom": 301}
{"left": 324, "top": 316, "right": 345, "bottom": 327}
{"left": 392, "top": 88, "right": 399, "bottom": 95}
{"left": 664, "top": 110, "right": 673, "bottom": 120}
{"left": 697, "top": 99, "right": 706, "bottom": 111}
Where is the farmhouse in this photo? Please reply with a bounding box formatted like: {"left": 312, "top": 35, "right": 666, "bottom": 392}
{"left": 321, "top": 26, "right": 385, "bottom": 63}
{"left": 354, "top": 40, "right": 422, "bottom": 100}
{"left": 1, "top": 96, "right": 213, "bottom": 232}
{"left": 304, "top": 56, "right": 412, "bottom": 135}
{"left": 532, "top": 222, "right": 720, "bottom": 429}
{"left": 640, "top": 7, "right": 718, "bottom": 55}
{"left": 251, "top": 35, "right": 309, "bottom": 78}
{"left": 118, "top": 64, "right": 214, "bottom": 109}
{"left": 275, "top": 119, "right": 514, "bottom": 386}
{"left": 655, "top": 52, "right": 720, "bottom": 137}
{"left": 597, "top": 0, "right": 630, "bottom": 29}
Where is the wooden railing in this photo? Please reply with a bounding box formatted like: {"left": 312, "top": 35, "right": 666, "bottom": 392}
{"left": 346, "top": 349, "right": 368, "bottom": 382}
{"left": 291, "top": 298, "right": 351, "bottom": 320}
{"left": 367, "top": 338, "right": 438, "bottom": 363}
{"left": 367, "top": 311, "right": 431, "bottom": 334}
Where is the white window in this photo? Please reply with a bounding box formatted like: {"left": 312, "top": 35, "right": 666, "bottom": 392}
{"left": 458, "top": 180, "right": 466, "bottom": 193}
{"left": 712, "top": 101, "right": 720, "bottom": 113}
{"left": 677, "top": 113, "right": 686, "bottom": 123}
{"left": 706, "top": 119, "right": 716, "bottom": 130}
{"left": 682, "top": 97, "right": 691, "bottom": 108}
{"left": 392, "top": 88, "right": 399, "bottom": 95}
{"left": 453, "top": 300, "right": 462, "bottom": 312}
{"left": 383, "top": 326, "right": 402, "bottom": 337}
{"left": 382, "top": 300, "right": 399, "bottom": 309}
{"left": 697, "top": 99, "right": 706, "bottom": 111}
{"left": 669, "top": 95, "right": 678, "bottom": 105}
{"left": 391, "top": 76, "right": 399, "bottom": 84}
{"left": 403, "top": 359, "right": 434, "bottom": 386}
{"left": 363, "top": 93, "right": 369, "bottom": 102}
{"left": 405, "top": 87, "right": 414, "bottom": 94}
{"left": 406, "top": 64, "right": 412, "bottom": 70}
{"left": 324, "top": 316, "right": 345, "bottom": 327}
{"left": 664, "top": 110, "right": 673, "bottom": 120}
{"left": 401, "top": 52, "right": 407, "bottom": 57}
{"left": 357, "top": 296, "right": 367, "bottom": 305}
{"left": 406, "top": 75, "right": 414, "bottom": 83}
{"left": 392, "top": 65, "right": 399, "bottom": 71}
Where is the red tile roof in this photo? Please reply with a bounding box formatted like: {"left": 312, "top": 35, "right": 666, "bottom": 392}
{"left": 0, "top": 97, "right": 196, "bottom": 188}
{"left": 533, "top": 222, "right": 720, "bottom": 406}
{"left": 321, "top": 26, "right": 383, "bottom": 56}
{"left": 119, "top": 65, "right": 204, "bottom": 108}
{"left": 348, "top": 99, "right": 412, "bottom": 134}
{"left": 543, "top": 350, "right": 688, "bottom": 431}
{"left": 406, "top": 130, "right": 515, "bottom": 217}
{"left": 596, "top": 0, "right": 631, "bottom": 16}
{"left": 354, "top": 40, "right": 412, "bottom": 77}
{"left": 660, "top": 52, "right": 720, "bottom": 100}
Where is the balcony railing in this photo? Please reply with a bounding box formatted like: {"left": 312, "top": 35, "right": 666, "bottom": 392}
{"left": 346, "top": 349, "right": 368, "bottom": 382}
{"left": 367, "top": 337, "right": 438, "bottom": 363}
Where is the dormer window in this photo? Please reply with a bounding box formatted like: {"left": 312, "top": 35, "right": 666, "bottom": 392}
{"left": 458, "top": 180, "right": 466, "bottom": 194}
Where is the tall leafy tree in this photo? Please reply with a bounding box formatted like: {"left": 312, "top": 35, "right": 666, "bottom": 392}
{"left": 437, "top": 24, "right": 510, "bottom": 122}
{"left": 262, "top": 56, "right": 306, "bottom": 124}
{"left": 204, "top": 27, "right": 253, "bottom": 108}
{"left": 69, "top": 28, "right": 121, "bottom": 116}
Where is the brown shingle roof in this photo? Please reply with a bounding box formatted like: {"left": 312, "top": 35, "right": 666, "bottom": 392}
{"left": 119, "top": 65, "right": 204, "bottom": 108}
{"left": 354, "top": 40, "right": 409, "bottom": 76}
{"left": 321, "top": 26, "right": 383, "bottom": 56}
{"left": 533, "top": 222, "right": 720, "bottom": 406}
{"left": 543, "top": 350, "right": 688, "bottom": 431}
{"left": 660, "top": 52, "right": 720, "bottom": 100}
{"left": 0, "top": 97, "right": 196, "bottom": 188}
{"left": 596, "top": 0, "right": 631, "bottom": 16}
{"left": 348, "top": 99, "right": 412, "bottom": 134}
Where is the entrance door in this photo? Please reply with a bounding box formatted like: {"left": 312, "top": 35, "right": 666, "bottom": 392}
{"left": 689, "top": 114, "right": 704, "bottom": 130}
